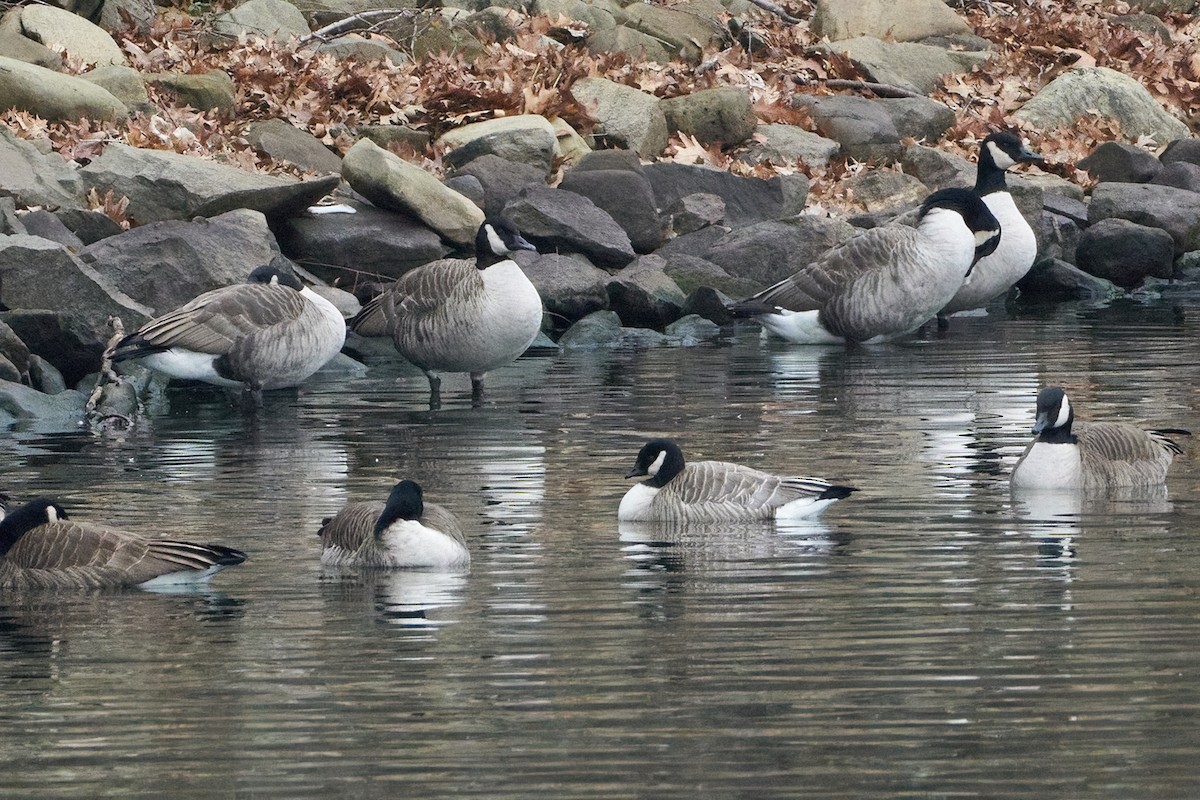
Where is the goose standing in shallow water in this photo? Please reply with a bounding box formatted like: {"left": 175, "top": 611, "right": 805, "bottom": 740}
{"left": 109, "top": 264, "right": 347, "bottom": 401}
{"left": 0, "top": 498, "right": 247, "bottom": 590}
{"left": 350, "top": 218, "right": 542, "bottom": 408}
{"left": 1011, "top": 386, "right": 1189, "bottom": 491}
{"left": 319, "top": 480, "right": 470, "bottom": 569}
{"left": 729, "top": 188, "right": 1000, "bottom": 344}
{"left": 619, "top": 439, "right": 857, "bottom": 522}
{"left": 941, "top": 131, "right": 1043, "bottom": 317}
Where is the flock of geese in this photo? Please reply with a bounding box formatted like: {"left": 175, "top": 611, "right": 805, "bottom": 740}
{"left": 0, "top": 133, "right": 1189, "bottom": 590}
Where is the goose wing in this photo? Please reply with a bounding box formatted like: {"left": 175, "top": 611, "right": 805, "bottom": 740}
{"left": 318, "top": 501, "right": 384, "bottom": 552}
{"left": 349, "top": 258, "right": 479, "bottom": 339}
{"left": 1075, "top": 421, "right": 1180, "bottom": 486}
{"left": 747, "top": 227, "right": 919, "bottom": 312}
{"left": 664, "top": 461, "right": 833, "bottom": 519}
{"left": 421, "top": 502, "right": 465, "bottom": 543}
{"left": 115, "top": 284, "right": 309, "bottom": 357}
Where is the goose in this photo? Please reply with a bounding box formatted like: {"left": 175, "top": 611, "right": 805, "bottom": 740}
{"left": 318, "top": 480, "right": 470, "bottom": 569}
{"left": 0, "top": 497, "right": 247, "bottom": 590}
{"left": 729, "top": 188, "right": 1001, "bottom": 344}
{"left": 1011, "top": 386, "right": 1189, "bottom": 491}
{"left": 941, "top": 131, "right": 1043, "bottom": 316}
{"left": 349, "top": 218, "right": 541, "bottom": 407}
{"left": 619, "top": 438, "right": 857, "bottom": 522}
{"left": 108, "top": 263, "right": 347, "bottom": 400}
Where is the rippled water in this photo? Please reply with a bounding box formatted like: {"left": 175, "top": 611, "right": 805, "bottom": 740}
{"left": 2, "top": 297, "right": 1200, "bottom": 798}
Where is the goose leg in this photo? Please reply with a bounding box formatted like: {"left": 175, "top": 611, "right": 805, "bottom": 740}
{"left": 425, "top": 371, "right": 441, "bottom": 410}
{"left": 470, "top": 373, "right": 485, "bottom": 406}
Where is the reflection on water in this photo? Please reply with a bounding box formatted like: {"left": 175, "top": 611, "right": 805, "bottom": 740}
{"left": 2, "top": 301, "right": 1200, "bottom": 797}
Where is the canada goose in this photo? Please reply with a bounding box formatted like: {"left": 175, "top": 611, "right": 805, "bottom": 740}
{"left": 619, "top": 438, "right": 857, "bottom": 522}
{"left": 318, "top": 480, "right": 470, "bottom": 569}
{"left": 0, "top": 497, "right": 247, "bottom": 590}
{"left": 1011, "top": 386, "right": 1189, "bottom": 490}
{"left": 941, "top": 131, "right": 1043, "bottom": 316}
{"left": 109, "top": 264, "right": 347, "bottom": 400}
{"left": 0, "top": 492, "right": 7, "bottom": 521}
{"left": 350, "top": 218, "right": 541, "bottom": 407}
{"left": 729, "top": 188, "right": 1001, "bottom": 344}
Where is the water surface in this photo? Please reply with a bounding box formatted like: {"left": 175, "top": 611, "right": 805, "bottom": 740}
{"left": 2, "top": 298, "right": 1199, "bottom": 798}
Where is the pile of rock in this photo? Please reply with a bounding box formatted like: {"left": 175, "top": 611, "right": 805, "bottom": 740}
{"left": 0, "top": 0, "right": 1198, "bottom": 427}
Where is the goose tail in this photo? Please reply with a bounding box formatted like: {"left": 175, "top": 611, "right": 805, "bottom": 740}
{"left": 726, "top": 300, "right": 777, "bottom": 319}
{"left": 819, "top": 484, "right": 858, "bottom": 501}
{"left": 1150, "top": 428, "right": 1191, "bottom": 456}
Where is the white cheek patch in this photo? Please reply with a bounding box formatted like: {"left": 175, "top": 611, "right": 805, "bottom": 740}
{"left": 485, "top": 225, "right": 507, "bottom": 255}
{"left": 975, "top": 229, "right": 998, "bottom": 246}
{"left": 988, "top": 141, "right": 1016, "bottom": 170}
{"left": 1054, "top": 395, "right": 1071, "bottom": 428}
{"left": 47, "top": 506, "right": 59, "bottom": 523}
{"left": 646, "top": 449, "right": 667, "bottom": 477}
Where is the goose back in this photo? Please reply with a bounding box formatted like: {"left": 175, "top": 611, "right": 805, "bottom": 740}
{"left": 319, "top": 499, "right": 468, "bottom": 568}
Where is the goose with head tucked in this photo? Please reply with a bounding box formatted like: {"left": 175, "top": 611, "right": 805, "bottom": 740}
{"left": 619, "top": 439, "right": 857, "bottom": 522}
{"left": 1011, "top": 386, "right": 1189, "bottom": 491}
{"left": 941, "top": 131, "right": 1044, "bottom": 317}
{"left": 350, "top": 218, "right": 541, "bottom": 408}
{"left": 318, "top": 480, "right": 470, "bottom": 569}
{"left": 108, "top": 263, "right": 347, "bottom": 402}
{"left": 0, "top": 497, "right": 247, "bottom": 590}
{"left": 729, "top": 187, "right": 1000, "bottom": 344}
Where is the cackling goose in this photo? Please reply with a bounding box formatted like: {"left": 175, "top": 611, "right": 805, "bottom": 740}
{"left": 941, "top": 131, "right": 1043, "bottom": 316}
{"left": 0, "top": 497, "right": 247, "bottom": 590}
{"left": 350, "top": 218, "right": 541, "bottom": 407}
{"left": 730, "top": 188, "right": 1000, "bottom": 344}
{"left": 619, "top": 438, "right": 857, "bottom": 522}
{"left": 319, "top": 480, "right": 470, "bottom": 569}
{"left": 109, "top": 264, "right": 347, "bottom": 400}
{"left": 1011, "top": 386, "right": 1189, "bottom": 490}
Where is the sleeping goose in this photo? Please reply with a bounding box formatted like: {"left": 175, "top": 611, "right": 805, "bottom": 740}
{"left": 619, "top": 438, "right": 857, "bottom": 522}
{"left": 0, "top": 497, "right": 247, "bottom": 590}
{"left": 318, "top": 480, "right": 470, "bottom": 569}
{"left": 941, "top": 131, "right": 1043, "bottom": 316}
{"left": 108, "top": 263, "right": 347, "bottom": 401}
{"left": 729, "top": 188, "right": 1000, "bottom": 344}
{"left": 350, "top": 218, "right": 541, "bottom": 407}
{"left": 1011, "top": 386, "right": 1189, "bottom": 491}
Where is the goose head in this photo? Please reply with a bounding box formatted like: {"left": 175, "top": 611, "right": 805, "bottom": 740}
{"left": 977, "top": 132, "right": 1042, "bottom": 194}
{"left": 625, "top": 439, "right": 686, "bottom": 488}
{"left": 247, "top": 263, "right": 304, "bottom": 291}
{"left": 1032, "top": 386, "right": 1075, "bottom": 440}
{"left": 476, "top": 219, "right": 538, "bottom": 269}
{"left": 374, "top": 480, "right": 425, "bottom": 537}
{"left": 919, "top": 187, "right": 1002, "bottom": 268}
{"left": 0, "top": 497, "right": 68, "bottom": 555}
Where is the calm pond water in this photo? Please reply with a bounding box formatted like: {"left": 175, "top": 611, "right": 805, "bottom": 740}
{"left": 2, "top": 296, "right": 1200, "bottom": 798}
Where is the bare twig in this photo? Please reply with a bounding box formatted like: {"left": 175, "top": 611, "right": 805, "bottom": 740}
{"left": 821, "top": 79, "right": 923, "bottom": 99}
{"left": 745, "top": 0, "right": 802, "bottom": 25}
{"left": 298, "top": 9, "right": 418, "bottom": 45}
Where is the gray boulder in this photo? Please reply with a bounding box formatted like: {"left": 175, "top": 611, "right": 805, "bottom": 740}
{"left": 799, "top": 95, "right": 902, "bottom": 161}
{"left": 530, "top": 0, "right": 617, "bottom": 30}
{"left": 682, "top": 285, "right": 737, "bottom": 325}
{"left": 826, "top": 37, "right": 991, "bottom": 97}
{"left": 812, "top": 0, "right": 972, "bottom": 42}
{"left": 0, "top": 310, "right": 109, "bottom": 387}
{"left": 18, "top": 211, "right": 84, "bottom": 251}
{"left": 54, "top": 208, "right": 124, "bottom": 245}
{"left": 1015, "top": 67, "right": 1189, "bottom": 143}
{"left": 659, "top": 87, "right": 757, "bottom": 148}
{"left": 843, "top": 170, "right": 928, "bottom": 212}
{"left": 245, "top": 118, "right": 343, "bottom": 175}
{"left": 586, "top": 25, "right": 672, "bottom": 64}
{"left": 559, "top": 168, "right": 667, "bottom": 253}
{"left": 572, "top": 77, "right": 669, "bottom": 158}
{"left": 81, "top": 65, "right": 150, "bottom": 110}
{"left": 519, "top": 252, "right": 610, "bottom": 324}
{"left": 1088, "top": 182, "right": 1200, "bottom": 253}
{"left": 660, "top": 253, "right": 759, "bottom": 298}
{"left": 14, "top": 5, "right": 125, "bottom": 67}
{"left": 212, "top": 0, "right": 311, "bottom": 41}
{"left": 900, "top": 142, "right": 972, "bottom": 188}
{"left": 665, "top": 314, "right": 721, "bottom": 344}
{"left": 437, "top": 115, "right": 560, "bottom": 177}
{"left": 1075, "top": 218, "right": 1174, "bottom": 288}
{"left": 1034, "top": 208, "right": 1083, "bottom": 266}
{"left": 738, "top": 124, "right": 840, "bottom": 169}
{"left": 1160, "top": 139, "right": 1200, "bottom": 167}
{"left": 78, "top": 209, "right": 281, "bottom": 317}
{"left": 0, "top": 128, "right": 86, "bottom": 210}
{"left": 0, "top": 319, "right": 30, "bottom": 381}
{"left": 559, "top": 310, "right": 638, "bottom": 348}
{"left": 80, "top": 144, "right": 340, "bottom": 225}
{"left": 668, "top": 192, "right": 725, "bottom": 234}
{"left": 0, "top": 377, "right": 87, "bottom": 432}
{"left": 0, "top": 28, "right": 60, "bottom": 70}
{"left": 503, "top": 186, "right": 636, "bottom": 268}
{"left": 612, "top": 2, "right": 725, "bottom": 63}
{"left": 0, "top": 55, "right": 128, "bottom": 122}
{"left": 1077, "top": 141, "right": 1162, "bottom": 183}
{"left": 314, "top": 34, "right": 407, "bottom": 65}
{"left": 279, "top": 201, "right": 447, "bottom": 284}
{"left": 642, "top": 162, "right": 798, "bottom": 228}
{"left": 342, "top": 138, "right": 483, "bottom": 247}
{"left": 145, "top": 71, "right": 236, "bottom": 115}
{"left": 355, "top": 124, "right": 430, "bottom": 152}
{"left": 450, "top": 155, "right": 546, "bottom": 218}
{"left": 704, "top": 216, "right": 858, "bottom": 287}
{"left": 1016, "top": 257, "right": 1121, "bottom": 303}
{"left": 877, "top": 97, "right": 956, "bottom": 141}
{"left": 28, "top": 354, "right": 66, "bottom": 395}
{"left": 1149, "top": 162, "right": 1200, "bottom": 194}
{"left": 605, "top": 255, "right": 687, "bottom": 329}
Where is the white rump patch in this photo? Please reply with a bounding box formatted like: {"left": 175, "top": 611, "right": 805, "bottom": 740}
{"left": 758, "top": 309, "right": 843, "bottom": 345}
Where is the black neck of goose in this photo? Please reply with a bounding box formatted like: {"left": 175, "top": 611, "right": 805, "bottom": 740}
{"left": 975, "top": 147, "right": 1009, "bottom": 196}
{"left": 476, "top": 248, "right": 510, "bottom": 270}
{"left": 0, "top": 507, "right": 42, "bottom": 557}
{"left": 644, "top": 447, "right": 685, "bottom": 489}
{"left": 1038, "top": 426, "right": 1077, "bottom": 445}
{"left": 373, "top": 488, "right": 423, "bottom": 538}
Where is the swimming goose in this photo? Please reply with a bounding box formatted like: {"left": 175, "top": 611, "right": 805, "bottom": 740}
{"left": 0, "top": 497, "right": 247, "bottom": 590}
{"left": 1011, "top": 386, "right": 1189, "bottom": 490}
{"left": 619, "top": 438, "right": 857, "bottom": 522}
{"left": 108, "top": 264, "right": 347, "bottom": 399}
{"left": 941, "top": 131, "right": 1043, "bottom": 316}
{"left": 350, "top": 218, "right": 541, "bottom": 407}
{"left": 729, "top": 188, "right": 1000, "bottom": 344}
{"left": 318, "top": 480, "right": 470, "bottom": 569}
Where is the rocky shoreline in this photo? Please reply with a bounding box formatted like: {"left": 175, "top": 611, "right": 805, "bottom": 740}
{"left": 0, "top": 0, "right": 1198, "bottom": 427}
